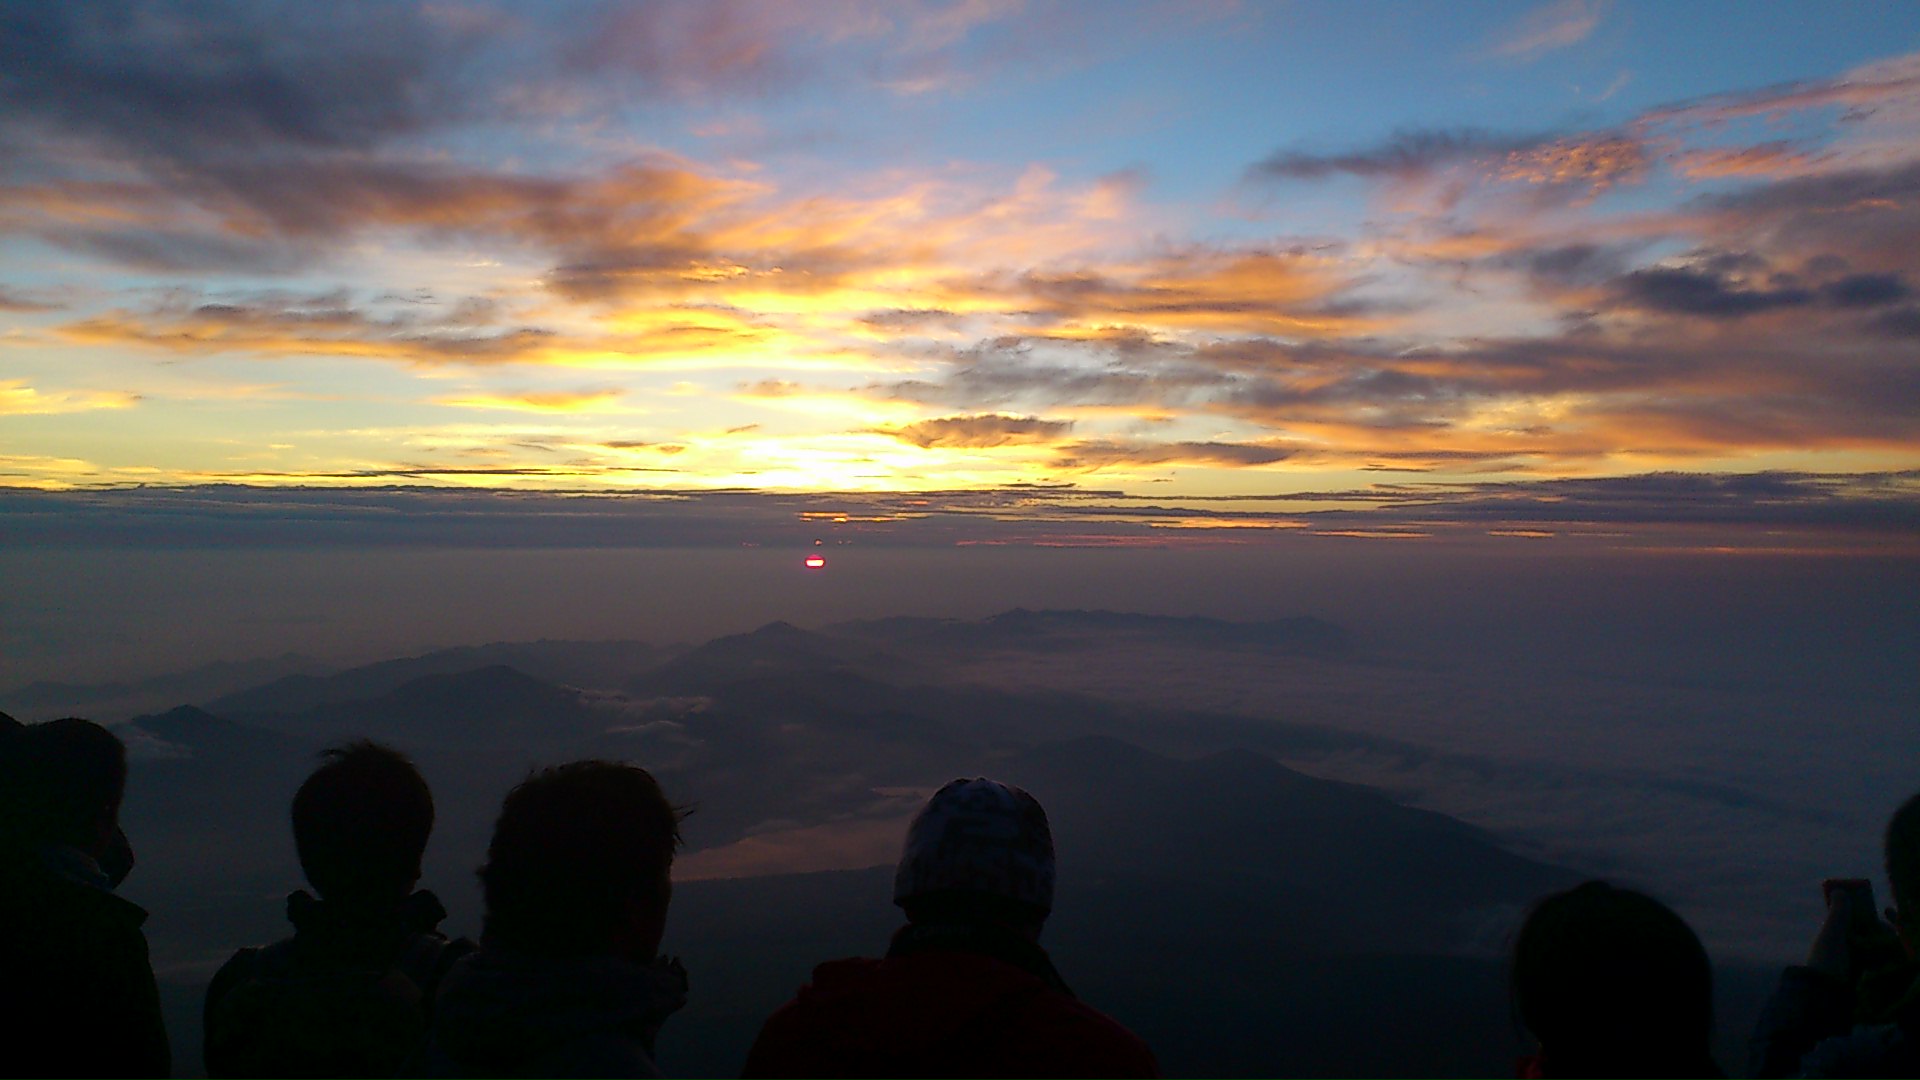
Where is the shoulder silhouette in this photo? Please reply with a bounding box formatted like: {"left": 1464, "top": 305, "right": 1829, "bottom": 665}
{"left": 204, "top": 739, "right": 469, "bottom": 1078}
{"left": 743, "top": 777, "right": 1160, "bottom": 1078}
{"left": 421, "top": 759, "right": 689, "bottom": 1079}
{"left": 0, "top": 716, "right": 170, "bottom": 1078}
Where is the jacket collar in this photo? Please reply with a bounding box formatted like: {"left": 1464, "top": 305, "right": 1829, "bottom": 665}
{"left": 886, "top": 920, "right": 1074, "bottom": 997}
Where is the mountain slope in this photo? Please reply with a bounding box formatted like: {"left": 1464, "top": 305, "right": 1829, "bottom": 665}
{"left": 832, "top": 608, "right": 1355, "bottom": 655}
{"left": 630, "top": 621, "right": 919, "bottom": 695}
{"left": 206, "top": 639, "right": 658, "bottom": 717}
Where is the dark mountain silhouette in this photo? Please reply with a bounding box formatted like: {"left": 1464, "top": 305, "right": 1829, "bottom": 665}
{"left": 441, "top": 638, "right": 666, "bottom": 690}
{"left": 657, "top": 735, "right": 1574, "bottom": 1077}
{"left": 208, "top": 639, "right": 659, "bottom": 717}
{"left": 287, "top": 665, "right": 606, "bottom": 749}
{"left": 832, "top": 608, "right": 1355, "bottom": 655}
{"left": 117, "top": 705, "right": 308, "bottom": 905}
{"left": 2, "top": 653, "right": 331, "bottom": 720}
{"left": 998, "top": 735, "right": 1571, "bottom": 953}
{"left": 630, "top": 620, "right": 919, "bottom": 695}
{"left": 124, "top": 704, "right": 282, "bottom": 756}
{"left": 104, "top": 614, "right": 1816, "bottom": 1077}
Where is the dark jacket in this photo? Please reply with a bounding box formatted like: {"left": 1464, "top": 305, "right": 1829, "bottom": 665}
{"left": 1750, "top": 960, "right": 1920, "bottom": 1078}
{"left": 1516, "top": 1047, "right": 1724, "bottom": 1078}
{"left": 742, "top": 922, "right": 1160, "bottom": 1078}
{"left": 419, "top": 948, "right": 688, "bottom": 1078}
{"left": 203, "top": 889, "right": 468, "bottom": 1078}
{"left": 0, "top": 847, "right": 171, "bottom": 1078}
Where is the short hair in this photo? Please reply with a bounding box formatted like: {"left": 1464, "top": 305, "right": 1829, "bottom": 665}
{"left": 1888, "top": 789, "right": 1920, "bottom": 918}
{"left": 291, "top": 741, "right": 434, "bottom": 905}
{"left": 1511, "top": 881, "right": 1713, "bottom": 1069}
{"left": 0, "top": 718, "right": 127, "bottom": 851}
{"left": 479, "top": 761, "right": 684, "bottom": 956}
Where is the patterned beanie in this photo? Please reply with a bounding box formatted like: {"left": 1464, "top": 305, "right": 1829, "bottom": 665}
{"left": 893, "top": 777, "right": 1055, "bottom": 912}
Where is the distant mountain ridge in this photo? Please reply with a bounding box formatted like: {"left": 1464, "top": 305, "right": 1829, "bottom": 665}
{"left": 2, "top": 653, "right": 331, "bottom": 720}
{"left": 658, "top": 732, "right": 1575, "bottom": 1077}
{"left": 832, "top": 608, "right": 1354, "bottom": 654}
{"left": 100, "top": 608, "right": 1602, "bottom": 1079}
{"left": 207, "top": 639, "right": 660, "bottom": 718}
{"left": 996, "top": 734, "right": 1570, "bottom": 954}
{"left": 170, "top": 611, "right": 1349, "bottom": 720}
{"left": 630, "top": 620, "right": 918, "bottom": 695}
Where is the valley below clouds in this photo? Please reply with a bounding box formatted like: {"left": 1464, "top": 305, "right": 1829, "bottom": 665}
{"left": 7, "top": 571, "right": 1914, "bottom": 1076}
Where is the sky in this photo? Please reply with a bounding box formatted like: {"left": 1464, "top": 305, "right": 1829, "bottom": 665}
{"left": 2, "top": 0, "right": 1919, "bottom": 548}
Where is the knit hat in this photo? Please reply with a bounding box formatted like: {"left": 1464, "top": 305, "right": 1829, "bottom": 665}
{"left": 893, "top": 778, "right": 1054, "bottom": 912}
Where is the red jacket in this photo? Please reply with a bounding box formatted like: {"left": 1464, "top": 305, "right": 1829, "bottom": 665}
{"left": 742, "top": 947, "right": 1159, "bottom": 1078}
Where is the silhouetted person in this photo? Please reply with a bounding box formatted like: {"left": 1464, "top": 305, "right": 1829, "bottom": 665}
{"left": 1510, "top": 880, "right": 1721, "bottom": 1078}
{"left": 420, "top": 760, "right": 689, "bottom": 1078}
{"left": 203, "top": 740, "right": 469, "bottom": 1077}
{"left": 0, "top": 717, "right": 170, "bottom": 1078}
{"left": 742, "top": 777, "right": 1159, "bottom": 1078}
{"left": 1750, "top": 790, "right": 1920, "bottom": 1077}
{"left": 2, "top": 708, "right": 137, "bottom": 888}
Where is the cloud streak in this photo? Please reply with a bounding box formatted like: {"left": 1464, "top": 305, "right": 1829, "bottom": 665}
{"left": 1, "top": 473, "right": 1913, "bottom": 553}
{"left": 0, "top": 381, "right": 141, "bottom": 416}
{"left": 884, "top": 414, "right": 1074, "bottom": 449}
{"left": 433, "top": 389, "right": 632, "bottom": 414}
{"left": 1483, "top": 0, "right": 1605, "bottom": 61}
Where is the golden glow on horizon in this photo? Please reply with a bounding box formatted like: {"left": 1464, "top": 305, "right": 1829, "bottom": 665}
{"left": 3, "top": 22, "right": 1917, "bottom": 501}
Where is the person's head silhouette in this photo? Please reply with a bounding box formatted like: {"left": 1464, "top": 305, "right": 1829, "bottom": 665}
{"left": 1512, "top": 880, "right": 1716, "bottom": 1077}
{"left": 0, "top": 718, "right": 127, "bottom": 866}
{"left": 479, "top": 761, "right": 683, "bottom": 959}
{"left": 292, "top": 740, "right": 434, "bottom": 909}
{"left": 893, "top": 777, "right": 1055, "bottom": 940}
{"left": 1887, "top": 790, "right": 1920, "bottom": 958}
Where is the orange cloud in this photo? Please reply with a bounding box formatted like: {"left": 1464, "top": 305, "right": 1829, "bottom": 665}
{"left": 0, "top": 380, "right": 141, "bottom": 416}
{"left": 942, "top": 248, "right": 1374, "bottom": 339}
{"left": 55, "top": 300, "right": 790, "bottom": 370}
{"left": 1051, "top": 439, "right": 1298, "bottom": 472}
{"left": 1670, "top": 142, "right": 1831, "bottom": 180}
{"left": 433, "top": 389, "right": 631, "bottom": 413}
{"left": 883, "top": 414, "right": 1074, "bottom": 449}
{"left": 1641, "top": 60, "right": 1920, "bottom": 127}
{"left": 1496, "top": 135, "right": 1649, "bottom": 192}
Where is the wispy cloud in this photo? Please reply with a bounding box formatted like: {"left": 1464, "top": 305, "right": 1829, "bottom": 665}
{"left": 0, "top": 380, "right": 141, "bottom": 417}
{"left": 2, "top": 473, "right": 1913, "bottom": 552}
{"left": 1251, "top": 128, "right": 1547, "bottom": 183}
{"left": 1483, "top": 0, "right": 1606, "bottom": 62}
{"left": 0, "top": 286, "right": 61, "bottom": 313}
{"left": 1670, "top": 142, "right": 1830, "bottom": 180}
{"left": 432, "top": 389, "right": 633, "bottom": 414}
{"left": 1051, "top": 439, "right": 1297, "bottom": 471}
{"left": 883, "top": 414, "right": 1074, "bottom": 449}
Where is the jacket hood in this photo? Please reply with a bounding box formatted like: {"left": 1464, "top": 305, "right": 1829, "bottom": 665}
{"left": 431, "top": 949, "right": 686, "bottom": 1072}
